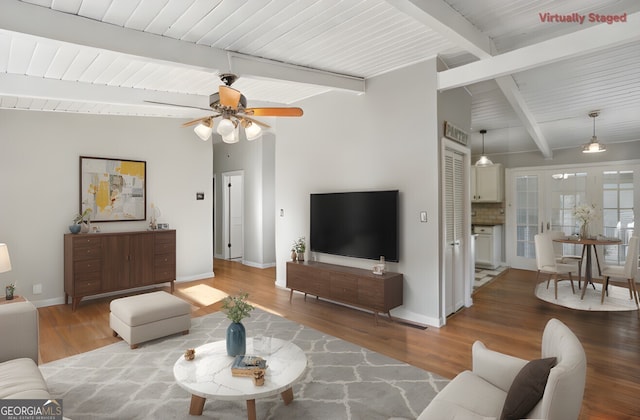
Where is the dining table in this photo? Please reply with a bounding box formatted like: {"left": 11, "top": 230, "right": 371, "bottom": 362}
{"left": 552, "top": 236, "right": 622, "bottom": 299}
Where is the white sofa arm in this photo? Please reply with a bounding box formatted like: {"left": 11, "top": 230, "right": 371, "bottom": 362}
{"left": 0, "top": 301, "right": 39, "bottom": 364}
{"left": 472, "top": 341, "right": 528, "bottom": 392}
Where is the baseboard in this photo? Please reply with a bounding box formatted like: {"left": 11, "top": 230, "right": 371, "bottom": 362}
{"left": 242, "top": 260, "right": 276, "bottom": 269}
{"left": 30, "top": 276, "right": 214, "bottom": 308}
{"left": 29, "top": 297, "right": 66, "bottom": 308}
{"left": 176, "top": 272, "right": 215, "bottom": 282}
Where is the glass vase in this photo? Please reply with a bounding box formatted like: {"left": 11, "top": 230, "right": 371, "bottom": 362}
{"left": 226, "top": 321, "right": 246, "bottom": 356}
{"left": 579, "top": 222, "right": 589, "bottom": 239}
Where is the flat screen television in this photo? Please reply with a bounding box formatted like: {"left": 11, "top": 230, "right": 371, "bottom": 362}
{"left": 310, "top": 190, "right": 399, "bottom": 262}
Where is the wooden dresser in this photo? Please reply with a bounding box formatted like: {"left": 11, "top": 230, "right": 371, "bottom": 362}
{"left": 286, "top": 261, "right": 403, "bottom": 324}
{"left": 64, "top": 230, "right": 176, "bottom": 311}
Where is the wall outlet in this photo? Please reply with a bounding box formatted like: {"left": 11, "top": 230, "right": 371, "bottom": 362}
{"left": 33, "top": 284, "right": 42, "bottom": 294}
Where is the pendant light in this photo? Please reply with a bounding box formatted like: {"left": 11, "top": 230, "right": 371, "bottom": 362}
{"left": 582, "top": 111, "right": 606, "bottom": 153}
{"left": 475, "top": 129, "right": 494, "bottom": 167}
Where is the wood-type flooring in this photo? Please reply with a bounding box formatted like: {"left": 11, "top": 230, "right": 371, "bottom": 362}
{"left": 37, "top": 259, "right": 639, "bottom": 419}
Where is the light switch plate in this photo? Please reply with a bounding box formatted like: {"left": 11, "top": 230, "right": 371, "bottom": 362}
{"left": 420, "top": 211, "right": 427, "bottom": 222}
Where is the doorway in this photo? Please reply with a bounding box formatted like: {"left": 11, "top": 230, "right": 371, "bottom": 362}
{"left": 222, "top": 171, "right": 244, "bottom": 261}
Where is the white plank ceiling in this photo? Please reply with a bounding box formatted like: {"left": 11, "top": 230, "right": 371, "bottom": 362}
{"left": 0, "top": 0, "right": 639, "bottom": 157}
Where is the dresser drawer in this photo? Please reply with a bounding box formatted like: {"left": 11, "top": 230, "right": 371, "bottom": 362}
{"left": 73, "top": 236, "right": 102, "bottom": 248}
{"left": 74, "top": 272, "right": 102, "bottom": 294}
{"left": 155, "top": 254, "right": 174, "bottom": 266}
{"left": 155, "top": 265, "right": 176, "bottom": 282}
{"left": 73, "top": 258, "right": 102, "bottom": 274}
{"left": 72, "top": 245, "right": 102, "bottom": 260}
{"left": 155, "top": 231, "right": 176, "bottom": 253}
{"left": 156, "top": 241, "right": 174, "bottom": 254}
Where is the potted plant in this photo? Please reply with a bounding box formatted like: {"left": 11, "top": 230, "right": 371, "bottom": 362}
{"left": 293, "top": 237, "right": 306, "bottom": 262}
{"left": 221, "top": 293, "right": 255, "bottom": 356}
{"left": 70, "top": 208, "right": 92, "bottom": 234}
{"left": 5, "top": 282, "right": 15, "bottom": 300}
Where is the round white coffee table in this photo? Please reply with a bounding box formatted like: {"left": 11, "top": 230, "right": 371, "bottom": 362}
{"left": 173, "top": 337, "right": 307, "bottom": 419}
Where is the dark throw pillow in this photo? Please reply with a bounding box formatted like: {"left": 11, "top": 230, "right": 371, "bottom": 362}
{"left": 500, "top": 357, "right": 557, "bottom": 420}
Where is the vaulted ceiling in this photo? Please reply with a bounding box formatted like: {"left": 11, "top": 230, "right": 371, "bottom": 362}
{"left": 1, "top": 0, "right": 639, "bottom": 158}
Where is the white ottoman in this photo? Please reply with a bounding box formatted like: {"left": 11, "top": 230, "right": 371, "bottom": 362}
{"left": 110, "top": 291, "right": 191, "bottom": 349}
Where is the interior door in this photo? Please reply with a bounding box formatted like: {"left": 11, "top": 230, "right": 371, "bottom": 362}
{"left": 443, "top": 149, "right": 466, "bottom": 315}
{"left": 223, "top": 172, "right": 244, "bottom": 260}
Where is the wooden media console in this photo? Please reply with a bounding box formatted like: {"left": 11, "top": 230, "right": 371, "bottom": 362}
{"left": 286, "top": 261, "right": 403, "bottom": 324}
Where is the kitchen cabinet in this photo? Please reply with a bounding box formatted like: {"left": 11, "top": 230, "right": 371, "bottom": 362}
{"left": 471, "top": 164, "right": 504, "bottom": 202}
{"left": 474, "top": 225, "right": 502, "bottom": 269}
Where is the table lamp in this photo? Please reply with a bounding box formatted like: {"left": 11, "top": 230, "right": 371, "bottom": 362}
{"left": 1, "top": 243, "right": 13, "bottom": 299}
{"left": 0, "top": 243, "right": 11, "bottom": 274}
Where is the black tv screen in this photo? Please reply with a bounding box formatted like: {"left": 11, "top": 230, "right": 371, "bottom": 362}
{"left": 310, "top": 190, "right": 399, "bottom": 262}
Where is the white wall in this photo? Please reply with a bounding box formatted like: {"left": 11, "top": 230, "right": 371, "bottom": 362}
{"left": 0, "top": 109, "right": 213, "bottom": 307}
{"left": 275, "top": 60, "right": 443, "bottom": 326}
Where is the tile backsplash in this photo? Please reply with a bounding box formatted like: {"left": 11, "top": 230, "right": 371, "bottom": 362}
{"left": 472, "top": 202, "right": 505, "bottom": 225}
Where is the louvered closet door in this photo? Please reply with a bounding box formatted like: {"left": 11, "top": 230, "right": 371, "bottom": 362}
{"left": 444, "top": 149, "right": 465, "bottom": 315}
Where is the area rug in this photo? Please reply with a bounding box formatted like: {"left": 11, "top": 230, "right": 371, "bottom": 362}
{"left": 40, "top": 309, "right": 448, "bottom": 419}
{"left": 535, "top": 280, "right": 638, "bottom": 312}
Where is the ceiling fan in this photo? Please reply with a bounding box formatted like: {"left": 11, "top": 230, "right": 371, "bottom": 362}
{"left": 145, "top": 73, "right": 303, "bottom": 143}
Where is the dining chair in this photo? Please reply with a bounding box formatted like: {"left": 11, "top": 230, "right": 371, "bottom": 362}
{"left": 600, "top": 236, "right": 639, "bottom": 317}
{"left": 534, "top": 233, "right": 578, "bottom": 299}
{"left": 548, "top": 230, "right": 583, "bottom": 289}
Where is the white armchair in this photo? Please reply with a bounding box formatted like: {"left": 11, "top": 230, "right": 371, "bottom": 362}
{"left": 0, "top": 300, "right": 50, "bottom": 399}
{"left": 417, "top": 318, "right": 586, "bottom": 420}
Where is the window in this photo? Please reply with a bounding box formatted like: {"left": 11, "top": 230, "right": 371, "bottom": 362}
{"left": 602, "top": 170, "right": 634, "bottom": 265}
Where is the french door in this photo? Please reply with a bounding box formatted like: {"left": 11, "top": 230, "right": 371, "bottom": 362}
{"left": 507, "top": 163, "right": 638, "bottom": 270}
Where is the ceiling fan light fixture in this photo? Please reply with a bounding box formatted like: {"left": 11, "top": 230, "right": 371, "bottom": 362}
{"left": 475, "top": 129, "right": 494, "bottom": 167}
{"left": 244, "top": 121, "right": 262, "bottom": 141}
{"left": 216, "top": 118, "right": 236, "bottom": 137}
{"left": 193, "top": 121, "right": 212, "bottom": 141}
{"left": 582, "top": 111, "right": 606, "bottom": 153}
{"left": 222, "top": 125, "right": 240, "bottom": 144}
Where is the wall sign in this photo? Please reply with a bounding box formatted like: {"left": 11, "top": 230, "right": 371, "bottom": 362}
{"left": 444, "top": 121, "right": 469, "bottom": 146}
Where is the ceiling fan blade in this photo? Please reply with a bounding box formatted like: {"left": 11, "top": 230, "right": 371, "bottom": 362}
{"left": 241, "top": 116, "right": 271, "bottom": 129}
{"left": 219, "top": 86, "right": 242, "bottom": 109}
{"left": 245, "top": 107, "right": 303, "bottom": 117}
{"left": 144, "top": 100, "right": 212, "bottom": 112}
{"left": 182, "top": 116, "right": 215, "bottom": 127}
